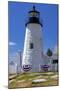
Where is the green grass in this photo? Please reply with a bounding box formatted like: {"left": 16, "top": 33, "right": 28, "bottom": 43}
{"left": 9, "top": 72, "right": 59, "bottom": 88}
{"left": 9, "top": 80, "right": 17, "bottom": 89}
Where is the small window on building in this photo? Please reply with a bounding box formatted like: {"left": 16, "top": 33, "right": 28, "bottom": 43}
{"left": 30, "top": 43, "right": 33, "bottom": 49}
{"left": 52, "top": 59, "right": 58, "bottom": 64}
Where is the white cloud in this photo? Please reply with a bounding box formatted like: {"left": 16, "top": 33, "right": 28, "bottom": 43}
{"left": 9, "top": 42, "right": 16, "bottom": 46}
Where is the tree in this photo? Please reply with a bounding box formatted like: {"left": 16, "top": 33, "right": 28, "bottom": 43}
{"left": 46, "top": 49, "right": 53, "bottom": 72}
{"left": 46, "top": 49, "right": 53, "bottom": 57}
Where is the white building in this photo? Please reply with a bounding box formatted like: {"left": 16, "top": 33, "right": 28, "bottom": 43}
{"left": 9, "top": 52, "right": 22, "bottom": 74}
{"left": 50, "top": 54, "right": 58, "bottom": 72}
{"left": 43, "top": 54, "right": 58, "bottom": 72}
{"left": 9, "top": 61, "right": 17, "bottom": 74}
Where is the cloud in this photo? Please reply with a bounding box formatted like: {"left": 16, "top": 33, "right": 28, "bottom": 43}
{"left": 9, "top": 42, "right": 16, "bottom": 46}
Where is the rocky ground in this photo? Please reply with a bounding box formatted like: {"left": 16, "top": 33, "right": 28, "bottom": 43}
{"left": 8, "top": 72, "right": 59, "bottom": 89}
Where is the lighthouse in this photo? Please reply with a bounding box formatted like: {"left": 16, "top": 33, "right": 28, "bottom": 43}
{"left": 22, "top": 6, "right": 44, "bottom": 72}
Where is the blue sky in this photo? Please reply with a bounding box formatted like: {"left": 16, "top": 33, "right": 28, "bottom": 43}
{"left": 8, "top": 1, "right": 58, "bottom": 56}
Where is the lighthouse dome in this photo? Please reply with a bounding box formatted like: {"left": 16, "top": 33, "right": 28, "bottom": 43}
{"left": 25, "top": 6, "right": 43, "bottom": 27}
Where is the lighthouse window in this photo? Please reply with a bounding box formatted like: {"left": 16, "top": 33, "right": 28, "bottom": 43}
{"left": 29, "top": 12, "right": 38, "bottom": 17}
{"left": 30, "top": 43, "right": 33, "bottom": 49}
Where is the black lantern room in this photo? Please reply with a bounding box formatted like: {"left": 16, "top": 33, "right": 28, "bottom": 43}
{"left": 26, "top": 6, "right": 43, "bottom": 27}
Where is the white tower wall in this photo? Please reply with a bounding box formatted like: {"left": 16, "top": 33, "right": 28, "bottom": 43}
{"left": 22, "top": 23, "right": 44, "bottom": 72}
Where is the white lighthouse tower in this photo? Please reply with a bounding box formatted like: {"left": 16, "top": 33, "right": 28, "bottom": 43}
{"left": 22, "top": 6, "right": 44, "bottom": 72}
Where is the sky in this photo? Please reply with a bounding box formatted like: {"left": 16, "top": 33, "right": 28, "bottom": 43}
{"left": 8, "top": 1, "right": 58, "bottom": 57}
